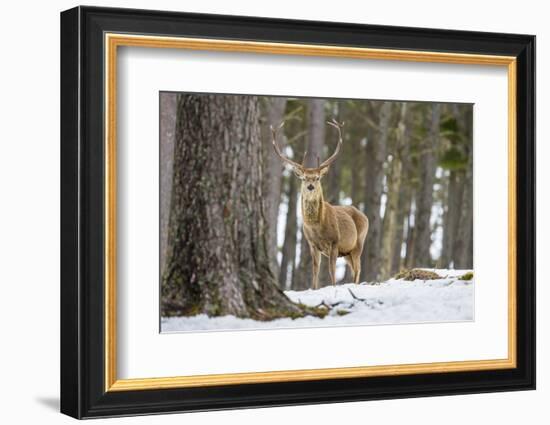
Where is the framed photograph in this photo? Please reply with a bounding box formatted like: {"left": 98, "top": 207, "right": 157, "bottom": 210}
{"left": 60, "top": 5, "right": 535, "bottom": 419}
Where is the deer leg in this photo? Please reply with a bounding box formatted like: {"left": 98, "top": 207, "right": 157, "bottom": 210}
{"left": 310, "top": 247, "right": 321, "bottom": 290}
{"left": 346, "top": 254, "right": 360, "bottom": 284}
{"left": 355, "top": 226, "right": 368, "bottom": 284}
{"left": 328, "top": 245, "right": 338, "bottom": 286}
{"left": 353, "top": 253, "right": 361, "bottom": 284}
{"left": 344, "top": 256, "right": 354, "bottom": 283}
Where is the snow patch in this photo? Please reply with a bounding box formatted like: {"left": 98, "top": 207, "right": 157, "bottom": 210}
{"left": 161, "top": 269, "right": 474, "bottom": 333}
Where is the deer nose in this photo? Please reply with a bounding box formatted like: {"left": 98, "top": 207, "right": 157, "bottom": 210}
{"left": 307, "top": 184, "right": 314, "bottom": 191}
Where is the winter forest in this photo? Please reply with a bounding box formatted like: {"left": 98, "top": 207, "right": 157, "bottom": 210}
{"left": 160, "top": 92, "right": 474, "bottom": 332}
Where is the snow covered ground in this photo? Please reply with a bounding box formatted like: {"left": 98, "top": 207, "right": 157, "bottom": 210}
{"left": 161, "top": 269, "right": 473, "bottom": 333}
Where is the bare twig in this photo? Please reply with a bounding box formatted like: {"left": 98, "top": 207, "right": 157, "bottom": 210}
{"left": 287, "top": 130, "right": 308, "bottom": 145}
{"left": 315, "top": 300, "right": 331, "bottom": 310}
{"left": 348, "top": 288, "right": 367, "bottom": 302}
{"left": 283, "top": 106, "right": 304, "bottom": 122}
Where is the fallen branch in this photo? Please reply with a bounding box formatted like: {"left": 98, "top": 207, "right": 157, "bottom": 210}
{"left": 315, "top": 300, "right": 331, "bottom": 310}
{"left": 348, "top": 288, "right": 367, "bottom": 302}
{"left": 314, "top": 299, "right": 352, "bottom": 311}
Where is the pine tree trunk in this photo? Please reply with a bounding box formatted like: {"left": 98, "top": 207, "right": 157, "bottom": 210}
{"left": 325, "top": 102, "right": 343, "bottom": 205}
{"left": 380, "top": 158, "right": 402, "bottom": 279}
{"left": 453, "top": 106, "right": 473, "bottom": 269}
{"left": 391, "top": 188, "right": 408, "bottom": 274}
{"left": 391, "top": 103, "right": 412, "bottom": 275}
{"left": 362, "top": 101, "right": 391, "bottom": 281}
{"left": 414, "top": 104, "right": 440, "bottom": 267}
{"left": 380, "top": 103, "right": 409, "bottom": 279}
{"left": 440, "top": 170, "right": 465, "bottom": 267}
{"left": 325, "top": 142, "right": 341, "bottom": 204}
{"left": 161, "top": 94, "right": 307, "bottom": 320}
{"left": 454, "top": 166, "right": 473, "bottom": 269}
{"left": 278, "top": 176, "right": 298, "bottom": 289}
{"left": 262, "top": 98, "right": 287, "bottom": 277}
{"left": 351, "top": 162, "right": 363, "bottom": 207}
{"left": 404, "top": 193, "right": 417, "bottom": 269}
{"left": 160, "top": 93, "right": 177, "bottom": 277}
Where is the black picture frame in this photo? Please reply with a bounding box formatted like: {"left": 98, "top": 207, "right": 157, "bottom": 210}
{"left": 61, "top": 5, "right": 535, "bottom": 419}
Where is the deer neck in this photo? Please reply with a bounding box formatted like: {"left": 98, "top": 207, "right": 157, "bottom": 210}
{"left": 302, "top": 190, "right": 324, "bottom": 225}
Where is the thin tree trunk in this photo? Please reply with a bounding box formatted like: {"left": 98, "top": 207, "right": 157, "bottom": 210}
{"left": 351, "top": 160, "right": 363, "bottom": 207}
{"left": 440, "top": 170, "right": 465, "bottom": 267}
{"left": 390, "top": 172, "right": 413, "bottom": 275}
{"left": 278, "top": 176, "right": 298, "bottom": 289}
{"left": 391, "top": 103, "right": 412, "bottom": 275}
{"left": 454, "top": 166, "right": 473, "bottom": 269}
{"left": 325, "top": 102, "right": 343, "bottom": 205}
{"left": 414, "top": 104, "right": 440, "bottom": 267}
{"left": 262, "top": 98, "right": 287, "bottom": 277}
{"left": 380, "top": 103, "right": 409, "bottom": 279}
{"left": 404, "top": 194, "right": 416, "bottom": 268}
{"left": 454, "top": 106, "right": 474, "bottom": 269}
{"left": 161, "top": 94, "right": 306, "bottom": 320}
{"left": 303, "top": 99, "right": 326, "bottom": 167}
{"left": 362, "top": 101, "right": 391, "bottom": 281}
{"left": 325, "top": 140, "right": 342, "bottom": 204}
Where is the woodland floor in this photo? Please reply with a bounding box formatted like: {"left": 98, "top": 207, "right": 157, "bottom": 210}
{"left": 161, "top": 269, "right": 474, "bottom": 332}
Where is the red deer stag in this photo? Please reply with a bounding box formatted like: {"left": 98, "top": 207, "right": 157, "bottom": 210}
{"left": 271, "top": 120, "right": 369, "bottom": 289}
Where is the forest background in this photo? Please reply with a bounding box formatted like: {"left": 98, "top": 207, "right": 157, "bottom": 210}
{"left": 159, "top": 93, "right": 473, "bottom": 318}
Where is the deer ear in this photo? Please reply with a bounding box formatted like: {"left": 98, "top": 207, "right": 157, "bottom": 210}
{"left": 319, "top": 167, "right": 330, "bottom": 178}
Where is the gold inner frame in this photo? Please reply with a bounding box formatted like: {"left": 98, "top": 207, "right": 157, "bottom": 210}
{"left": 104, "top": 33, "right": 517, "bottom": 392}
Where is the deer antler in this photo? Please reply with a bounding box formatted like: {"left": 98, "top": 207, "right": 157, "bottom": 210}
{"left": 271, "top": 122, "right": 303, "bottom": 170}
{"left": 319, "top": 119, "right": 344, "bottom": 169}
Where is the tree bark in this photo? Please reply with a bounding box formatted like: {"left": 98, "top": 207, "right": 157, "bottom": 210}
{"left": 453, "top": 106, "right": 474, "bottom": 269}
{"left": 362, "top": 101, "right": 391, "bottom": 281}
{"left": 404, "top": 193, "right": 417, "bottom": 269}
{"left": 160, "top": 93, "right": 177, "bottom": 277}
{"left": 161, "top": 94, "right": 306, "bottom": 320}
{"left": 440, "top": 170, "right": 465, "bottom": 267}
{"left": 454, "top": 164, "right": 473, "bottom": 269}
{"left": 325, "top": 102, "right": 342, "bottom": 205}
{"left": 325, "top": 139, "right": 342, "bottom": 204}
{"left": 414, "top": 103, "right": 440, "bottom": 267}
{"left": 388, "top": 103, "right": 412, "bottom": 276}
{"left": 262, "top": 98, "right": 287, "bottom": 277}
{"left": 380, "top": 103, "right": 409, "bottom": 279}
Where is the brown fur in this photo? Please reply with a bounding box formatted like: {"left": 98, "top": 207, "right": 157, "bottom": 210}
{"left": 299, "top": 171, "right": 369, "bottom": 288}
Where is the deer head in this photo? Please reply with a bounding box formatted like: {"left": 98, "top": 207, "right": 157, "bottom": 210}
{"left": 271, "top": 119, "right": 344, "bottom": 202}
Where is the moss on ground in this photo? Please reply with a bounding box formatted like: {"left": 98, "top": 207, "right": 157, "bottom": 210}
{"left": 394, "top": 269, "right": 442, "bottom": 281}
